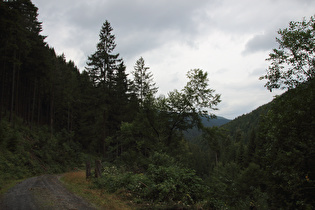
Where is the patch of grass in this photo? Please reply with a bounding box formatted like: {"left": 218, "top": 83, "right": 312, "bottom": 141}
{"left": 0, "top": 178, "right": 26, "bottom": 196}
{"left": 60, "top": 171, "right": 136, "bottom": 210}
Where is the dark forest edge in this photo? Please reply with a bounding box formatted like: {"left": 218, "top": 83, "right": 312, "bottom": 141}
{"left": 1, "top": 1, "right": 314, "bottom": 209}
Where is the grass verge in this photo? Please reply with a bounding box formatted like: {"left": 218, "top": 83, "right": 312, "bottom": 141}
{"left": 60, "top": 171, "right": 137, "bottom": 210}
{"left": 0, "top": 178, "right": 27, "bottom": 196}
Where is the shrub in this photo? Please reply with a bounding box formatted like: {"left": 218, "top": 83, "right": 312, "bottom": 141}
{"left": 93, "top": 165, "right": 152, "bottom": 197}
{"left": 92, "top": 153, "right": 207, "bottom": 205}
{"left": 146, "top": 163, "right": 206, "bottom": 204}
{"left": 206, "top": 162, "right": 269, "bottom": 209}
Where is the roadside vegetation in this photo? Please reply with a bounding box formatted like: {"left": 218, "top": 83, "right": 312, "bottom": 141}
{"left": 61, "top": 171, "right": 136, "bottom": 210}
{"left": 0, "top": 117, "right": 84, "bottom": 195}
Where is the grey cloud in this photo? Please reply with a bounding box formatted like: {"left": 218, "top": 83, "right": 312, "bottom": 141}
{"left": 105, "top": 0, "right": 211, "bottom": 58}
{"left": 249, "top": 67, "right": 265, "bottom": 77}
{"left": 34, "top": 0, "right": 212, "bottom": 63}
{"left": 242, "top": 31, "right": 278, "bottom": 55}
{"left": 208, "top": 0, "right": 315, "bottom": 37}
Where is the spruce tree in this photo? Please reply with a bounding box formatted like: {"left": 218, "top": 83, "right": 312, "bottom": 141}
{"left": 0, "top": 0, "right": 46, "bottom": 123}
{"left": 86, "top": 20, "right": 120, "bottom": 87}
{"left": 110, "top": 62, "right": 130, "bottom": 129}
{"left": 131, "top": 57, "right": 158, "bottom": 106}
{"left": 85, "top": 20, "right": 124, "bottom": 156}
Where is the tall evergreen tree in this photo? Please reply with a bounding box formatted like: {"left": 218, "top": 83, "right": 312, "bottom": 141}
{"left": 0, "top": 0, "right": 46, "bottom": 123}
{"left": 86, "top": 20, "right": 120, "bottom": 87}
{"left": 85, "top": 20, "right": 124, "bottom": 156}
{"left": 110, "top": 62, "right": 130, "bottom": 129}
{"left": 131, "top": 57, "right": 158, "bottom": 106}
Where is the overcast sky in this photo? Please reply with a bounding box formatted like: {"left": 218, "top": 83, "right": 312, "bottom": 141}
{"left": 32, "top": 0, "right": 315, "bottom": 119}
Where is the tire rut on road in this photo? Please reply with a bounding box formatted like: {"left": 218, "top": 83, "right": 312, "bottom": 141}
{"left": 0, "top": 174, "right": 96, "bottom": 210}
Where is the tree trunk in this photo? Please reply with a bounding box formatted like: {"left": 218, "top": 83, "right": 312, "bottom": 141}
{"left": 37, "top": 91, "right": 41, "bottom": 124}
{"left": 67, "top": 103, "right": 70, "bottom": 132}
{"left": 9, "top": 50, "right": 16, "bottom": 123}
{"left": 102, "top": 109, "right": 107, "bottom": 158}
{"left": 95, "top": 160, "right": 102, "bottom": 178}
{"left": 31, "top": 81, "right": 37, "bottom": 128}
{"left": 86, "top": 161, "right": 91, "bottom": 180}
{"left": 15, "top": 54, "right": 20, "bottom": 119}
{"left": 50, "top": 90, "right": 54, "bottom": 138}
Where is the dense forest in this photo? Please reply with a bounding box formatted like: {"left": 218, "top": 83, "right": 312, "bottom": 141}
{"left": 0, "top": 0, "right": 314, "bottom": 209}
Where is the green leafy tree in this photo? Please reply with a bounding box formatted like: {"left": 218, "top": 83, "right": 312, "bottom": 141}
{"left": 184, "top": 69, "right": 221, "bottom": 118}
{"left": 155, "top": 69, "right": 221, "bottom": 147}
{"left": 260, "top": 15, "right": 315, "bottom": 91}
{"left": 113, "top": 69, "right": 221, "bottom": 166}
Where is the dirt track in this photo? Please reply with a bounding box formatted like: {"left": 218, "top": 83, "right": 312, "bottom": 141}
{"left": 0, "top": 174, "right": 96, "bottom": 210}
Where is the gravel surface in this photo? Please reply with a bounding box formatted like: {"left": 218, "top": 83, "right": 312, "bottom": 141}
{"left": 0, "top": 174, "right": 96, "bottom": 210}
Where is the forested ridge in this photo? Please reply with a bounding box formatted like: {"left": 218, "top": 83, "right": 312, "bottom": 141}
{"left": 0, "top": 0, "right": 314, "bottom": 209}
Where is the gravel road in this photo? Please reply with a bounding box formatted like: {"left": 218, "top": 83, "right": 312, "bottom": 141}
{"left": 0, "top": 174, "right": 96, "bottom": 210}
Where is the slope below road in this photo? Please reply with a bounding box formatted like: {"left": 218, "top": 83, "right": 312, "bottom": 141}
{"left": 0, "top": 174, "right": 96, "bottom": 210}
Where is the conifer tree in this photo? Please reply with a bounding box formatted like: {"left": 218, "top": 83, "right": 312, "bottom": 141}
{"left": 110, "top": 62, "right": 130, "bottom": 129}
{"left": 0, "top": 0, "right": 46, "bottom": 123}
{"left": 86, "top": 20, "right": 120, "bottom": 87}
{"left": 131, "top": 57, "right": 158, "bottom": 106}
{"left": 85, "top": 20, "right": 124, "bottom": 156}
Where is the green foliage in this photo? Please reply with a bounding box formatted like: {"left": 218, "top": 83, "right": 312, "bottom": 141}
{"left": 214, "top": 79, "right": 315, "bottom": 209}
{"left": 93, "top": 165, "right": 153, "bottom": 200}
{"left": 207, "top": 162, "right": 269, "bottom": 209}
{"left": 111, "top": 114, "right": 160, "bottom": 168}
{"left": 0, "top": 117, "right": 84, "bottom": 188}
{"left": 86, "top": 20, "right": 120, "bottom": 86}
{"left": 208, "top": 162, "right": 241, "bottom": 205}
{"left": 256, "top": 79, "right": 315, "bottom": 208}
{"left": 146, "top": 163, "right": 206, "bottom": 204}
{"left": 131, "top": 57, "right": 158, "bottom": 106}
{"left": 93, "top": 153, "right": 207, "bottom": 207}
{"left": 107, "top": 68, "right": 221, "bottom": 172}
{"left": 157, "top": 69, "right": 221, "bottom": 121}
{"left": 261, "top": 15, "right": 315, "bottom": 91}
{"left": 84, "top": 20, "right": 132, "bottom": 156}
{"left": 222, "top": 103, "right": 270, "bottom": 144}
{"left": 184, "top": 69, "right": 221, "bottom": 116}
{"left": 148, "top": 69, "right": 221, "bottom": 148}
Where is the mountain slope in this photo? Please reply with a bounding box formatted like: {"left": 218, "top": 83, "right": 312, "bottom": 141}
{"left": 221, "top": 103, "right": 271, "bottom": 143}
{"left": 184, "top": 116, "right": 231, "bottom": 140}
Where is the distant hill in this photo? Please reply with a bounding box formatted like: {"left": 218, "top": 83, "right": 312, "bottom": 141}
{"left": 184, "top": 101, "right": 273, "bottom": 142}
{"left": 184, "top": 102, "right": 274, "bottom": 142}
{"left": 202, "top": 116, "right": 231, "bottom": 127}
{"left": 184, "top": 116, "right": 231, "bottom": 140}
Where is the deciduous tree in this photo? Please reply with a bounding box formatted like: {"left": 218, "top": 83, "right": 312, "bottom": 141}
{"left": 260, "top": 15, "right": 315, "bottom": 91}
{"left": 155, "top": 69, "right": 221, "bottom": 146}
